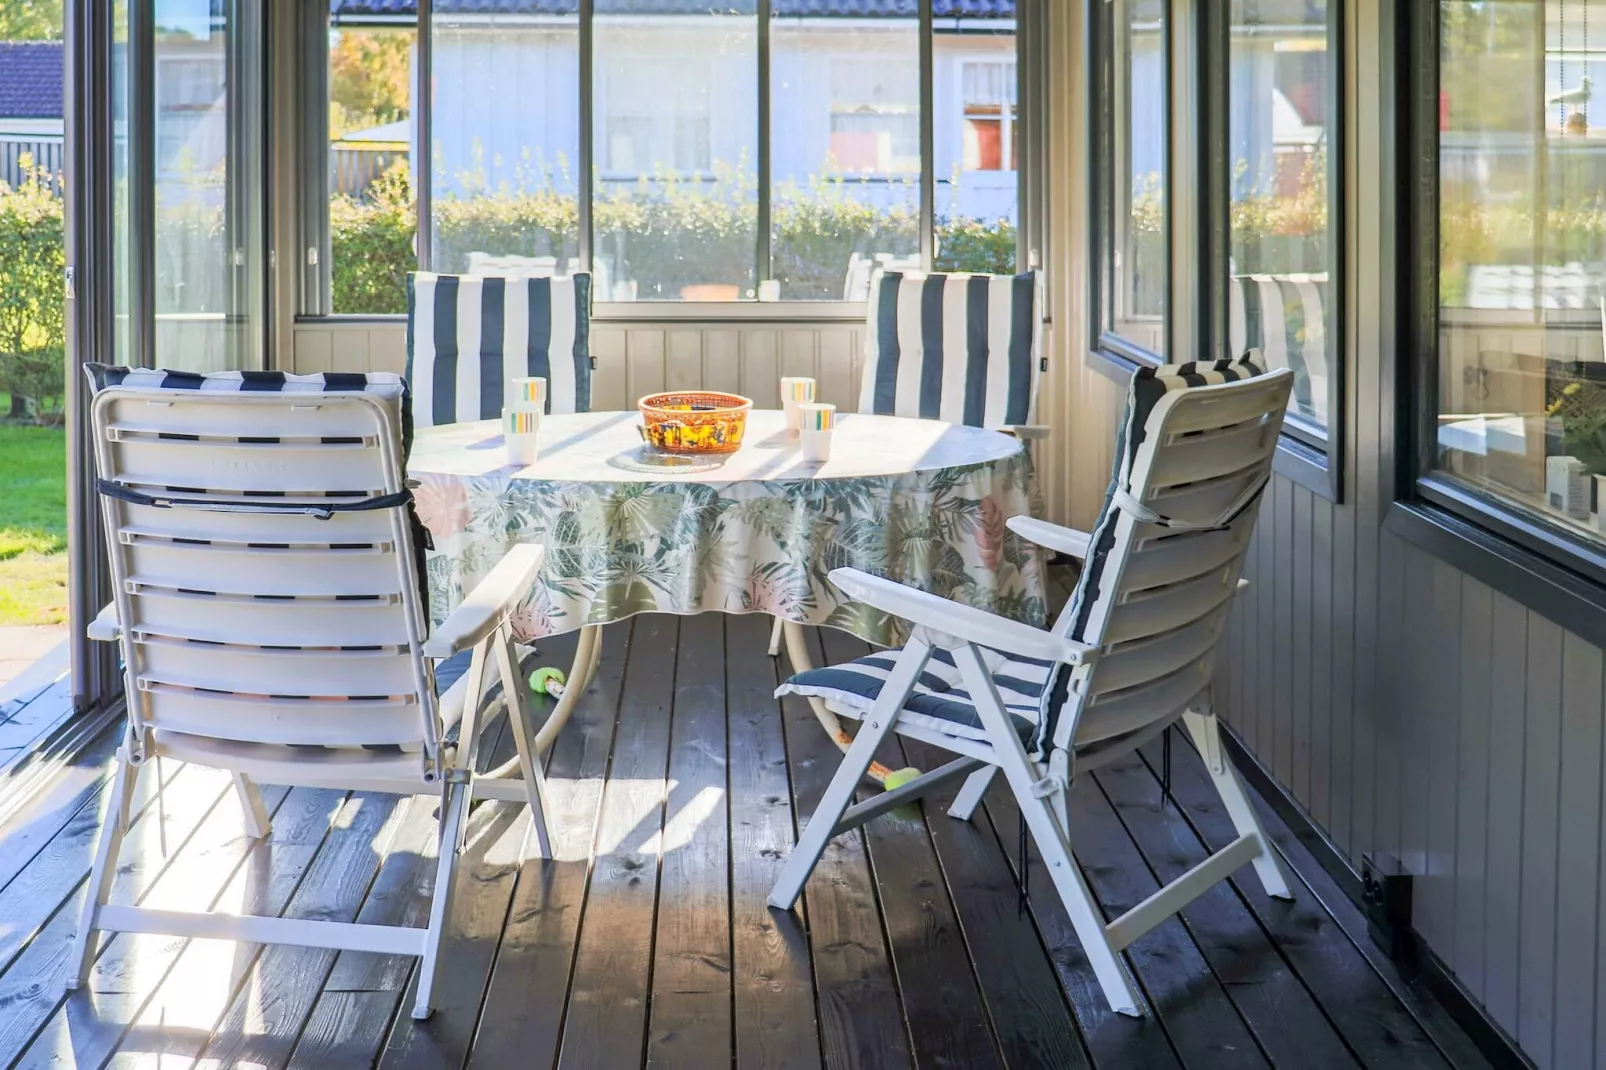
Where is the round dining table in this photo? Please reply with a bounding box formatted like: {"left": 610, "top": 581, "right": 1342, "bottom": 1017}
{"left": 409, "top": 407, "right": 1047, "bottom": 769}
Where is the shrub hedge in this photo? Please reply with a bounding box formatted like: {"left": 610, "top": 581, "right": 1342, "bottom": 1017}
{"left": 0, "top": 161, "right": 65, "bottom": 420}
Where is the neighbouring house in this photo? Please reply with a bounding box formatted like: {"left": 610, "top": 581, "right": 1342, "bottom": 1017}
{"left": 0, "top": 40, "right": 64, "bottom": 188}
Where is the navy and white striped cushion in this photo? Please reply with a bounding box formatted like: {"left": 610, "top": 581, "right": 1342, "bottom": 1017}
{"left": 1228, "top": 273, "right": 1326, "bottom": 415}
{"left": 860, "top": 270, "right": 1039, "bottom": 428}
{"left": 406, "top": 271, "right": 593, "bottom": 428}
{"left": 777, "top": 645, "right": 1058, "bottom": 744}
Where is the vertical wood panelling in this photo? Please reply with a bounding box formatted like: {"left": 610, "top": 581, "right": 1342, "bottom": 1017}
{"left": 1310, "top": 494, "right": 1334, "bottom": 830}
{"left": 1293, "top": 487, "right": 1313, "bottom": 804}
{"left": 1423, "top": 558, "right": 1462, "bottom": 957}
{"left": 1518, "top": 616, "right": 1563, "bottom": 1066}
{"left": 628, "top": 330, "right": 667, "bottom": 399}
{"left": 665, "top": 331, "right": 702, "bottom": 391}
{"left": 1485, "top": 592, "right": 1529, "bottom": 1035}
{"left": 703, "top": 331, "right": 741, "bottom": 394}
{"left": 591, "top": 327, "right": 630, "bottom": 410}
{"left": 1553, "top": 633, "right": 1603, "bottom": 1070}
{"left": 1453, "top": 577, "right": 1492, "bottom": 1002}
{"left": 743, "top": 331, "right": 780, "bottom": 407}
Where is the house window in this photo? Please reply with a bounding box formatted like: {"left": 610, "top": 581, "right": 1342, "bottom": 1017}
{"left": 961, "top": 62, "right": 1015, "bottom": 172}
{"left": 1096, "top": 0, "right": 1169, "bottom": 358}
{"left": 1421, "top": 0, "right": 1606, "bottom": 556}
{"left": 305, "top": 1, "right": 1034, "bottom": 310}
{"left": 1226, "top": 0, "right": 1335, "bottom": 441}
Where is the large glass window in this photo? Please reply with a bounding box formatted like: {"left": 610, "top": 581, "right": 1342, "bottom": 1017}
{"left": 1431, "top": 0, "right": 1606, "bottom": 545}
{"left": 327, "top": 16, "right": 416, "bottom": 314}
{"left": 934, "top": 10, "right": 1018, "bottom": 274}
{"left": 310, "top": 1, "right": 1031, "bottom": 310}
{"left": 1227, "top": 0, "right": 1333, "bottom": 435}
{"left": 1100, "top": 0, "right": 1168, "bottom": 356}
{"left": 595, "top": 2, "right": 755, "bottom": 301}
{"left": 770, "top": 10, "right": 920, "bottom": 299}
{"left": 431, "top": 6, "right": 579, "bottom": 285}
{"left": 152, "top": 0, "right": 264, "bottom": 369}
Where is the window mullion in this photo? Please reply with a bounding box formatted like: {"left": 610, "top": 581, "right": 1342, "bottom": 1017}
{"left": 579, "top": 0, "right": 594, "bottom": 278}
{"left": 919, "top": 0, "right": 934, "bottom": 270}
{"left": 757, "top": 0, "right": 771, "bottom": 288}
{"left": 417, "top": 0, "right": 433, "bottom": 271}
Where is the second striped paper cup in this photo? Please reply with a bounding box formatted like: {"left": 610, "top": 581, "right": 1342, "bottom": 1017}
{"left": 798, "top": 402, "right": 835, "bottom": 462}
{"left": 780, "top": 377, "right": 816, "bottom": 437}
{"left": 512, "top": 376, "right": 548, "bottom": 411}
{"left": 504, "top": 406, "right": 541, "bottom": 466}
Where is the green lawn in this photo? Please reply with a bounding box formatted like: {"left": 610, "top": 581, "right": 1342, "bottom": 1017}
{"left": 0, "top": 420, "right": 67, "bottom": 626}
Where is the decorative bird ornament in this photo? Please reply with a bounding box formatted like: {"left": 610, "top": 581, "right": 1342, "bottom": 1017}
{"left": 1550, "top": 75, "right": 1594, "bottom": 108}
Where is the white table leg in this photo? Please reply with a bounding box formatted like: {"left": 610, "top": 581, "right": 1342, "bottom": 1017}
{"left": 485, "top": 624, "right": 601, "bottom": 781}
{"left": 780, "top": 619, "right": 897, "bottom": 785}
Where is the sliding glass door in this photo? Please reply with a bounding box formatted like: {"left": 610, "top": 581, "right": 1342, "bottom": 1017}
{"left": 149, "top": 0, "right": 267, "bottom": 371}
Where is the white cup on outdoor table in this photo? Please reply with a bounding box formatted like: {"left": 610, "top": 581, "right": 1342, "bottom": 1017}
{"left": 781, "top": 377, "right": 816, "bottom": 437}
{"left": 798, "top": 402, "right": 836, "bottom": 463}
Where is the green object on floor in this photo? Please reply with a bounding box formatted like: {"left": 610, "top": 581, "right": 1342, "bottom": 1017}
{"left": 529, "top": 665, "right": 566, "bottom": 696}
{"left": 883, "top": 766, "right": 921, "bottom": 792}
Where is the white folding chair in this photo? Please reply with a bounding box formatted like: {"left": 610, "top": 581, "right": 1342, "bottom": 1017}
{"left": 769, "top": 354, "right": 1295, "bottom": 1017}
{"left": 72, "top": 366, "right": 552, "bottom": 1021}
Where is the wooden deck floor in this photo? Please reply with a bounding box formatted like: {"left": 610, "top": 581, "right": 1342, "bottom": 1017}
{"left": 0, "top": 612, "right": 1492, "bottom": 1070}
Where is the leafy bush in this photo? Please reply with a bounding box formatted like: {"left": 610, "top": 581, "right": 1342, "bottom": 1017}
{"left": 0, "top": 158, "right": 65, "bottom": 421}
{"left": 328, "top": 162, "right": 1023, "bottom": 312}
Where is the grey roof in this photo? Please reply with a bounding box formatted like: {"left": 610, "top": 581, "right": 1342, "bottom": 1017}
{"left": 0, "top": 41, "right": 63, "bottom": 119}
{"left": 333, "top": 0, "right": 1015, "bottom": 17}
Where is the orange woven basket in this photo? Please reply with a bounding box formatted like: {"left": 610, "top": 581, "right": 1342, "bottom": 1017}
{"left": 637, "top": 391, "right": 753, "bottom": 454}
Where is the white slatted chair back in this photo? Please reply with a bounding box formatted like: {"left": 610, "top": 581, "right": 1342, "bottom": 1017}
{"left": 1227, "top": 272, "right": 1328, "bottom": 419}
{"left": 407, "top": 271, "right": 593, "bottom": 427}
{"left": 86, "top": 368, "right": 441, "bottom": 769}
{"left": 1047, "top": 357, "right": 1293, "bottom": 761}
{"left": 859, "top": 269, "right": 1042, "bottom": 429}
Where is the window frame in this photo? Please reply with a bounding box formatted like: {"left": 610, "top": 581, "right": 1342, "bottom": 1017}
{"left": 298, "top": 0, "right": 1042, "bottom": 323}
{"left": 1394, "top": 0, "right": 1606, "bottom": 603}
{"left": 1089, "top": 0, "right": 1346, "bottom": 503}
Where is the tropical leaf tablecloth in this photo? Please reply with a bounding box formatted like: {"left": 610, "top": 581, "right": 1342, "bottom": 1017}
{"left": 409, "top": 410, "right": 1046, "bottom": 647}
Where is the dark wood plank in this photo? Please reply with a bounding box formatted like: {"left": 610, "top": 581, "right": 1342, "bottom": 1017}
{"left": 982, "top": 776, "right": 1184, "bottom": 1069}
{"left": 646, "top": 612, "right": 733, "bottom": 1069}
{"left": 1137, "top": 737, "right": 1467, "bottom": 1070}
{"left": 1292, "top": 483, "right": 1312, "bottom": 803}
{"left": 0, "top": 721, "right": 119, "bottom": 895}
{"left": 899, "top": 738, "right": 1093, "bottom": 1070}
{"left": 14, "top": 781, "right": 306, "bottom": 1070}
{"left": 376, "top": 729, "right": 530, "bottom": 1070}
{"left": 1093, "top": 752, "right": 1356, "bottom": 1070}
{"left": 1310, "top": 491, "right": 1334, "bottom": 831}
{"left": 777, "top": 630, "right": 911, "bottom": 1070}
{"left": 469, "top": 623, "right": 633, "bottom": 1070}
{"left": 555, "top": 615, "right": 679, "bottom": 1070}
{"left": 0, "top": 764, "right": 235, "bottom": 1065}
{"left": 814, "top": 629, "right": 1003, "bottom": 1070}
{"left": 192, "top": 792, "right": 403, "bottom": 1070}
{"left": 286, "top": 991, "right": 400, "bottom": 1070}
{"left": 725, "top": 616, "right": 824, "bottom": 1070}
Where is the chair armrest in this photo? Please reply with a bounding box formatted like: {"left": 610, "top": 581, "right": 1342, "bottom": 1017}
{"left": 1006, "top": 516, "right": 1092, "bottom": 560}
{"left": 999, "top": 424, "right": 1051, "bottom": 441}
{"left": 424, "top": 544, "right": 546, "bottom": 659}
{"left": 828, "top": 568, "right": 1094, "bottom": 666}
{"left": 87, "top": 603, "right": 120, "bottom": 642}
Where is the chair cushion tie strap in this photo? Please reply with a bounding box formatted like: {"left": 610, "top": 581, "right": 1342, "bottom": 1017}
{"left": 97, "top": 479, "right": 414, "bottom": 521}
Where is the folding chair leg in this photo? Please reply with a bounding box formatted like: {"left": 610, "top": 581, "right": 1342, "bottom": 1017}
{"left": 413, "top": 780, "right": 470, "bottom": 1020}
{"left": 767, "top": 615, "right": 785, "bottom": 657}
{"left": 769, "top": 637, "right": 932, "bottom": 912}
{"left": 1182, "top": 709, "right": 1292, "bottom": 900}
{"left": 231, "top": 774, "right": 271, "bottom": 839}
{"left": 946, "top": 765, "right": 997, "bottom": 822}
{"left": 495, "top": 623, "right": 553, "bottom": 860}
{"left": 952, "top": 644, "right": 1146, "bottom": 1017}
{"left": 68, "top": 756, "right": 140, "bottom": 990}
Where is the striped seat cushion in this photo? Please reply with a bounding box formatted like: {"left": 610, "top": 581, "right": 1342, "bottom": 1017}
{"left": 777, "top": 645, "right": 1061, "bottom": 744}
{"left": 407, "top": 272, "right": 593, "bottom": 428}
{"left": 860, "top": 270, "right": 1040, "bottom": 428}
{"left": 1228, "top": 273, "right": 1327, "bottom": 416}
